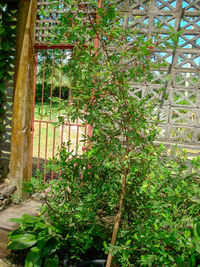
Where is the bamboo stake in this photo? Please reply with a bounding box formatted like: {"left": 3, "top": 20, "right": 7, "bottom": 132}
{"left": 106, "top": 173, "right": 126, "bottom": 267}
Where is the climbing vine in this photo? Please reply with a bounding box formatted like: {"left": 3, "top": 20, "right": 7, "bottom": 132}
{"left": 0, "top": 1, "right": 17, "bottom": 145}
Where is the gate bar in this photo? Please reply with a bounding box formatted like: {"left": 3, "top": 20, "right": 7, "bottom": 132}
{"left": 34, "top": 44, "right": 75, "bottom": 50}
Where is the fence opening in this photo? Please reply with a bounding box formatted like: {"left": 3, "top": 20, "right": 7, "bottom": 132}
{"left": 31, "top": 46, "right": 88, "bottom": 182}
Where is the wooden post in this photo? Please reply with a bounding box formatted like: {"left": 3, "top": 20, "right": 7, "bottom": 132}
{"left": 8, "top": 0, "right": 37, "bottom": 198}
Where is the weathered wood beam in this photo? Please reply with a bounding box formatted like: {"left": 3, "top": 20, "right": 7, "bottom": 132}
{"left": 9, "top": 0, "right": 37, "bottom": 198}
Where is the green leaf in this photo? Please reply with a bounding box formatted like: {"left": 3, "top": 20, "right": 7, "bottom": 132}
{"left": 197, "top": 222, "right": 200, "bottom": 237}
{"left": 193, "top": 222, "right": 200, "bottom": 241}
{"left": 25, "top": 247, "right": 42, "bottom": 267}
{"left": 41, "top": 238, "right": 58, "bottom": 257}
{"left": 133, "top": 234, "right": 138, "bottom": 240}
{"left": 44, "top": 254, "right": 59, "bottom": 267}
{"left": 1, "top": 40, "right": 10, "bottom": 51}
{"left": 191, "top": 197, "right": 200, "bottom": 204}
{"left": 126, "top": 240, "right": 131, "bottom": 245}
{"left": 0, "top": 82, "right": 6, "bottom": 92}
{"left": 0, "top": 26, "right": 5, "bottom": 35}
{"left": 10, "top": 214, "right": 40, "bottom": 224}
{"left": 154, "top": 222, "right": 158, "bottom": 231}
{"left": 37, "top": 236, "right": 51, "bottom": 250}
{"left": 140, "top": 180, "right": 148, "bottom": 193}
{"left": 103, "top": 241, "right": 108, "bottom": 251}
{"left": 8, "top": 233, "right": 37, "bottom": 250}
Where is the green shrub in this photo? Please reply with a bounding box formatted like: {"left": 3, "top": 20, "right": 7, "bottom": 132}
{"left": 8, "top": 1, "right": 200, "bottom": 266}
{"left": 35, "top": 82, "right": 69, "bottom": 103}
{"left": 9, "top": 146, "right": 200, "bottom": 266}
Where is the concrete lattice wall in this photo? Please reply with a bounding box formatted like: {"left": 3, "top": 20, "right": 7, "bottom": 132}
{"left": 1, "top": 0, "right": 200, "bottom": 180}
{"left": 35, "top": 0, "right": 200, "bottom": 157}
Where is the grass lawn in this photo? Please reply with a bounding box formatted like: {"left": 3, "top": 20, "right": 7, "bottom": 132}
{"left": 32, "top": 103, "right": 87, "bottom": 164}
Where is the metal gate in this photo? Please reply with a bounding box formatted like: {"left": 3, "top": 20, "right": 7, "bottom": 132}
{"left": 30, "top": 45, "right": 91, "bottom": 181}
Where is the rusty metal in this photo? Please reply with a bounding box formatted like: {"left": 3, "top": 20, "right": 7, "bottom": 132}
{"left": 30, "top": 47, "right": 90, "bottom": 180}
{"left": 30, "top": 50, "right": 38, "bottom": 178}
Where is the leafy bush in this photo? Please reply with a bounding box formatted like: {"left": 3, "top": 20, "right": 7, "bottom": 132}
{"left": 112, "top": 151, "right": 200, "bottom": 266}
{"left": 9, "top": 146, "right": 200, "bottom": 266}
{"left": 8, "top": 214, "right": 61, "bottom": 267}
{"left": 35, "top": 83, "right": 69, "bottom": 103}
{"left": 8, "top": 1, "right": 200, "bottom": 266}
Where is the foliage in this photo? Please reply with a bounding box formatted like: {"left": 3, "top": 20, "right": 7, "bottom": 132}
{"left": 8, "top": 1, "right": 200, "bottom": 266}
{"left": 111, "top": 151, "right": 200, "bottom": 266}
{"left": 35, "top": 49, "right": 70, "bottom": 103}
{"left": 8, "top": 214, "right": 60, "bottom": 267}
{"left": 9, "top": 149, "right": 113, "bottom": 265}
{"left": 0, "top": 1, "right": 17, "bottom": 139}
{"left": 10, "top": 147, "right": 200, "bottom": 266}
{"left": 35, "top": 82, "right": 69, "bottom": 103}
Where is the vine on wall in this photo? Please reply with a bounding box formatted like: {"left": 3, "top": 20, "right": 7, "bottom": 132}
{"left": 0, "top": 1, "right": 17, "bottom": 149}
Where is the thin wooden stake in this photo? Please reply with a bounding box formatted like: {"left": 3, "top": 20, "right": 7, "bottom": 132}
{"left": 106, "top": 173, "right": 126, "bottom": 267}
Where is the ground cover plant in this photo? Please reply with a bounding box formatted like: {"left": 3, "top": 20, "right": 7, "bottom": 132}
{"left": 8, "top": 1, "right": 200, "bottom": 266}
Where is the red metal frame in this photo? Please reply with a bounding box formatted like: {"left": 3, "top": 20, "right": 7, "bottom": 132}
{"left": 34, "top": 44, "right": 75, "bottom": 50}
{"left": 30, "top": 46, "right": 89, "bottom": 182}
{"left": 30, "top": 50, "right": 38, "bottom": 177}
{"left": 31, "top": 1, "right": 101, "bottom": 181}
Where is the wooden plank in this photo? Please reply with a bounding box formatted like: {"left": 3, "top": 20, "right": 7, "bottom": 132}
{"left": 9, "top": 0, "right": 37, "bottom": 198}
